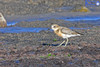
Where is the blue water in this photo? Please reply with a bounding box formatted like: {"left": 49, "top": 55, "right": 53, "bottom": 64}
{"left": 7, "top": 22, "right": 18, "bottom": 26}
{"left": 0, "top": 27, "right": 89, "bottom": 33}
{"left": 0, "top": 27, "right": 49, "bottom": 33}
{"left": 27, "top": 15, "right": 100, "bottom": 22}
{"left": 64, "top": 16, "right": 100, "bottom": 21}
{"left": 6, "top": 14, "right": 100, "bottom": 26}
{"left": 2, "top": 14, "right": 100, "bottom": 33}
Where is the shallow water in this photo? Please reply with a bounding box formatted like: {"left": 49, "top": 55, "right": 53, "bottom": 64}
{"left": 64, "top": 16, "right": 100, "bottom": 21}
{"left": 6, "top": 13, "right": 100, "bottom": 26}
{"left": 0, "top": 27, "right": 49, "bottom": 33}
{"left": 0, "top": 27, "right": 89, "bottom": 33}
{"left": 3, "top": 12, "right": 100, "bottom": 33}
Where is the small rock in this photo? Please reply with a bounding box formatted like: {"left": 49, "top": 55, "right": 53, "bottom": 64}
{"left": 72, "top": 6, "right": 90, "bottom": 12}
{"left": 0, "top": 13, "right": 7, "bottom": 27}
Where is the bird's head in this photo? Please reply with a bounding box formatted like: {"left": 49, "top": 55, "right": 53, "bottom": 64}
{"left": 51, "top": 24, "right": 60, "bottom": 31}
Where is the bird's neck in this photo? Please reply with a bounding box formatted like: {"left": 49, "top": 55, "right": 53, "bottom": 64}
{"left": 54, "top": 29, "right": 59, "bottom": 33}
{"left": 54, "top": 29, "right": 63, "bottom": 37}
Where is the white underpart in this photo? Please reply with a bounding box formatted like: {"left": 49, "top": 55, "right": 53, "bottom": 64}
{"left": 62, "top": 34, "right": 81, "bottom": 38}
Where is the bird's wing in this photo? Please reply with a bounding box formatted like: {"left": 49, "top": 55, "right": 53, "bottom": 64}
{"left": 60, "top": 27, "right": 79, "bottom": 35}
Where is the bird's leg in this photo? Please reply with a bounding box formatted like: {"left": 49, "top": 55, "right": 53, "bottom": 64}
{"left": 64, "top": 38, "right": 69, "bottom": 46}
{"left": 58, "top": 40, "right": 65, "bottom": 46}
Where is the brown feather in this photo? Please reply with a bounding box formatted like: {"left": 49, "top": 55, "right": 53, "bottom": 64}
{"left": 54, "top": 29, "right": 63, "bottom": 37}
{"left": 61, "top": 27, "right": 81, "bottom": 35}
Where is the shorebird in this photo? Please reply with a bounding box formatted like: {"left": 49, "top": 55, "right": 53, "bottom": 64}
{"left": 51, "top": 24, "right": 81, "bottom": 46}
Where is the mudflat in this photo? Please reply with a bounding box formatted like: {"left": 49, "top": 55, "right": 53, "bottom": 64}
{"left": 0, "top": 0, "right": 100, "bottom": 67}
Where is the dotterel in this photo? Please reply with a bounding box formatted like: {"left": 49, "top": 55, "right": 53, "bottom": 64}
{"left": 51, "top": 24, "right": 81, "bottom": 46}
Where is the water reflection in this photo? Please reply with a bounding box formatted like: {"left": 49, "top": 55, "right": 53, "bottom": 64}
{"left": 0, "top": 27, "right": 90, "bottom": 33}
{"left": 0, "top": 27, "right": 49, "bottom": 33}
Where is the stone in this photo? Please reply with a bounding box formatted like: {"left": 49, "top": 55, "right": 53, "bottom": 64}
{"left": 0, "top": 13, "right": 7, "bottom": 27}
{"left": 72, "top": 6, "right": 90, "bottom": 12}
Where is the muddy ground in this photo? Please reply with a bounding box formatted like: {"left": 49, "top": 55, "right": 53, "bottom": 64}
{"left": 0, "top": 0, "right": 85, "bottom": 15}
{"left": 0, "top": 0, "right": 100, "bottom": 67}
{"left": 0, "top": 19, "right": 100, "bottom": 67}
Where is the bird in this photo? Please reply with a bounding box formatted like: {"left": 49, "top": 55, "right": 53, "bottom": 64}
{"left": 51, "top": 24, "right": 81, "bottom": 46}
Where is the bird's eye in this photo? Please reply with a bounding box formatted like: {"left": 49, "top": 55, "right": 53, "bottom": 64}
{"left": 53, "top": 26, "right": 56, "bottom": 28}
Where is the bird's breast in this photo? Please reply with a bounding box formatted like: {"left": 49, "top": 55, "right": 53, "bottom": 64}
{"left": 54, "top": 29, "right": 63, "bottom": 37}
